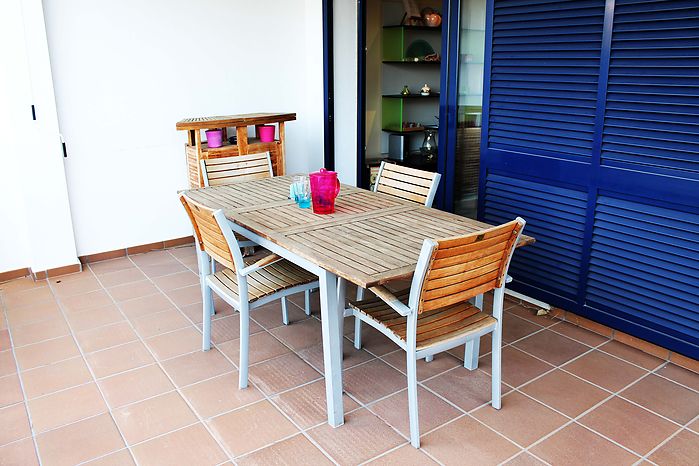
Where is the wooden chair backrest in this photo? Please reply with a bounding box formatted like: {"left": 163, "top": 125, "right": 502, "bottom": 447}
{"left": 201, "top": 152, "right": 274, "bottom": 187}
{"left": 416, "top": 218, "right": 525, "bottom": 313}
{"left": 179, "top": 193, "right": 237, "bottom": 271}
{"left": 374, "top": 161, "right": 441, "bottom": 207}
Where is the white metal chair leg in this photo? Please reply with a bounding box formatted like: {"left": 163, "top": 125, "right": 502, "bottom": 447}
{"left": 474, "top": 293, "right": 484, "bottom": 310}
{"left": 202, "top": 283, "right": 213, "bottom": 351}
{"left": 239, "top": 301, "right": 250, "bottom": 389}
{"left": 464, "top": 338, "right": 480, "bottom": 370}
{"left": 304, "top": 290, "right": 311, "bottom": 315}
{"left": 281, "top": 297, "right": 289, "bottom": 325}
{"left": 491, "top": 328, "right": 502, "bottom": 409}
{"left": 406, "top": 315, "right": 420, "bottom": 448}
{"left": 425, "top": 354, "right": 433, "bottom": 362}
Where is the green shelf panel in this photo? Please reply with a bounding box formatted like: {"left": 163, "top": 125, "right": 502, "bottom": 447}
{"left": 382, "top": 28, "right": 404, "bottom": 62}
{"left": 381, "top": 97, "right": 404, "bottom": 132}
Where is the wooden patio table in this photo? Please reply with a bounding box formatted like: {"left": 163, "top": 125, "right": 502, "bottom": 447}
{"left": 183, "top": 175, "right": 534, "bottom": 428}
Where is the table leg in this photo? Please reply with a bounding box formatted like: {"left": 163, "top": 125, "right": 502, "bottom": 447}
{"left": 337, "top": 277, "right": 347, "bottom": 345}
{"left": 319, "top": 270, "right": 344, "bottom": 427}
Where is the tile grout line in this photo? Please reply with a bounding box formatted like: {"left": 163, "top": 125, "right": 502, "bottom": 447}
{"left": 0, "top": 293, "right": 45, "bottom": 465}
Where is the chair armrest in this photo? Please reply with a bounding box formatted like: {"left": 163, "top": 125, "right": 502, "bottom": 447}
{"left": 239, "top": 254, "right": 283, "bottom": 276}
{"left": 367, "top": 285, "right": 412, "bottom": 316}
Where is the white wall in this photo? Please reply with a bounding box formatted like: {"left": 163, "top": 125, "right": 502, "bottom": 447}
{"left": 42, "top": 0, "right": 325, "bottom": 257}
{"left": 333, "top": 0, "right": 358, "bottom": 186}
{"left": 0, "top": 0, "right": 79, "bottom": 274}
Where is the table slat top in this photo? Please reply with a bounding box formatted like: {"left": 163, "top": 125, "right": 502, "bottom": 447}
{"left": 184, "top": 176, "right": 534, "bottom": 288}
{"left": 176, "top": 113, "right": 297, "bottom": 131}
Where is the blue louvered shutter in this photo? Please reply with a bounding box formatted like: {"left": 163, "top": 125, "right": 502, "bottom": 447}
{"left": 488, "top": 0, "right": 606, "bottom": 159}
{"left": 603, "top": 0, "right": 699, "bottom": 176}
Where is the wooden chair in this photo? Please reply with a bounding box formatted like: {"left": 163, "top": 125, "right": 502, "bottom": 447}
{"left": 373, "top": 161, "right": 441, "bottom": 207}
{"left": 200, "top": 152, "right": 275, "bottom": 187}
{"left": 180, "top": 193, "right": 319, "bottom": 388}
{"left": 354, "top": 161, "right": 442, "bottom": 343}
{"left": 349, "top": 218, "right": 526, "bottom": 448}
{"left": 200, "top": 152, "right": 313, "bottom": 322}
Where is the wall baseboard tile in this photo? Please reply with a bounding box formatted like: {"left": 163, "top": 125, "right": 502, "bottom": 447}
{"left": 33, "top": 263, "right": 82, "bottom": 280}
{"left": 0, "top": 267, "right": 31, "bottom": 283}
{"left": 79, "top": 235, "right": 194, "bottom": 264}
{"left": 550, "top": 306, "right": 697, "bottom": 375}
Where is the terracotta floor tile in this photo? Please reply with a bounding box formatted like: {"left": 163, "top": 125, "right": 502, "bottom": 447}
{"left": 549, "top": 321, "right": 610, "bottom": 347}
{"left": 50, "top": 275, "right": 101, "bottom": 297}
{"left": 6, "top": 301, "right": 61, "bottom": 328}
{"left": 0, "top": 329, "right": 10, "bottom": 351}
{"left": 381, "top": 350, "right": 462, "bottom": 381}
{"left": 151, "top": 271, "right": 199, "bottom": 291}
{"left": 66, "top": 304, "right": 124, "bottom": 332}
{"left": 0, "top": 403, "right": 31, "bottom": 445}
{"left": 161, "top": 348, "right": 234, "bottom": 387}
{"left": 655, "top": 363, "right": 699, "bottom": 392}
{"left": 97, "top": 268, "right": 147, "bottom": 288}
{"left": 208, "top": 400, "right": 298, "bottom": 457}
{"left": 563, "top": 350, "right": 647, "bottom": 392}
{"left": 59, "top": 290, "right": 113, "bottom": 314}
{"left": 130, "top": 251, "right": 175, "bottom": 267}
{"left": 27, "top": 383, "right": 107, "bottom": 433}
{"left": 272, "top": 379, "right": 359, "bottom": 430}
{"left": 113, "top": 391, "right": 197, "bottom": 445}
{"left": 88, "top": 257, "right": 135, "bottom": 275}
{"left": 621, "top": 374, "right": 699, "bottom": 424}
{"left": 36, "top": 414, "right": 125, "bottom": 466}
{"left": 118, "top": 293, "right": 175, "bottom": 320}
{"left": 269, "top": 318, "right": 323, "bottom": 351}
{"left": 131, "top": 423, "right": 226, "bottom": 466}
{"left": 21, "top": 357, "right": 92, "bottom": 399}
{"left": 249, "top": 353, "right": 321, "bottom": 395}
{"left": 287, "top": 289, "right": 320, "bottom": 315}
{"left": 513, "top": 329, "right": 590, "bottom": 366}
{"left": 366, "top": 443, "right": 439, "bottom": 465}
{"left": 14, "top": 336, "right": 80, "bottom": 371}
{"left": 599, "top": 341, "right": 665, "bottom": 370}
{"left": 0, "top": 276, "right": 47, "bottom": 294}
{"left": 237, "top": 433, "right": 332, "bottom": 465}
{"left": 0, "top": 373, "right": 23, "bottom": 408}
{"left": 308, "top": 409, "right": 404, "bottom": 465}
{"left": 370, "top": 386, "right": 461, "bottom": 439}
{"left": 0, "top": 350, "right": 16, "bottom": 377}
{"left": 422, "top": 415, "right": 520, "bottom": 465}
{"left": 344, "top": 359, "right": 406, "bottom": 404}
{"left": 145, "top": 327, "right": 201, "bottom": 360}
{"left": 0, "top": 437, "right": 39, "bottom": 466}
{"left": 179, "top": 302, "right": 204, "bottom": 324}
{"left": 131, "top": 309, "right": 190, "bottom": 339}
{"left": 649, "top": 429, "right": 699, "bottom": 466}
{"left": 108, "top": 281, "right": 160, "bottom": 303}
{"left": 217, "top": 331, "right": 291, "bottom": 366}
{"left": 168, "top": 246, "right": 196, "bottom": 262}
{"left": 502, "top": 452, "right": 547, "bottom": 466}
{"left": 75, "top": 321, "right": 137, "bottom": 353}
{"left": 250, "top": 300, "right": 307, "bottom": 329}
{"left": 165, "top": 285, "right": 201, "bottom": 307}
{"left": 424, "top": 367, "right": 508, "bottom": 412}
{"left": 506, "top": 303, "right": 559, "bottom": 327}
{"left": 503, "top": 315, "right": 543, "bottom": 344}
{"left": 98, "top": 364, "right": 173, "bottom": 408}
{"left": 3, "top": 287, "right": 54, "bottom": 309}
{"left": 579, "top": 397, "right": 677, "bottom": 455}
{"left": 82, "top": 448, "right": 135, "bottom": 465}
{"left": 530, "top": 422, "right": 638, "bottom": 465}
{"left": 86, "top": 341, "right": 154, "bottom": 378}
{"left": 351, "top": 325, "right": 402, "bottom": 356}
{"left": 10, "top": 316, "right": 70, "bottom": 347}
{"left": 479, "top": 346, "right": 554, "bottom": 388}
{"left": 520, "top": 369, "right": 610, "bottom": 417}
{"left": 140, "top": 262, "right": 188, "bottom": 278}
{"left": 472, "top": 391, "right": 567, "bottom": 447}
{"left": 204, "top": 314, "right": 263, "bottom": 345}
{"left": 182, "top": 372, "right": 263, "bottom": 419}
{"left": 297, "top": 338, "right": 374, "bottom": 373}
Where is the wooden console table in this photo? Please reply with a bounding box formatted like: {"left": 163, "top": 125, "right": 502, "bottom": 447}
{"left": 176, "top": 112, "right": 296, "bottom": 188}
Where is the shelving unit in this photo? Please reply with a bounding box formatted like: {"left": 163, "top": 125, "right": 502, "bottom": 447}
{"left": 175, "top": 113, "right": 295, "bottom": 188}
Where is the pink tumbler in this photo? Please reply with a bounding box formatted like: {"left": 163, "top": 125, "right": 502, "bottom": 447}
{"left": 309, "top": 168, "right": 341, "bottom": 214}
{"left": 258, "top": 125, "right": 275, "bottom": 142}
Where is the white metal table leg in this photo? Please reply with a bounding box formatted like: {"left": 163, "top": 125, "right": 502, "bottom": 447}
{"left": 319, "top": 270, "right": 344, "bottom": 427}
{"left": 337, "top": 277, "right": 346, "bottom": 346}
{"left": 474, "top": 293, "right": 484, "bottom": 310}
{"left": 463, "top": 338, "right": 480, "bottom": 370}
